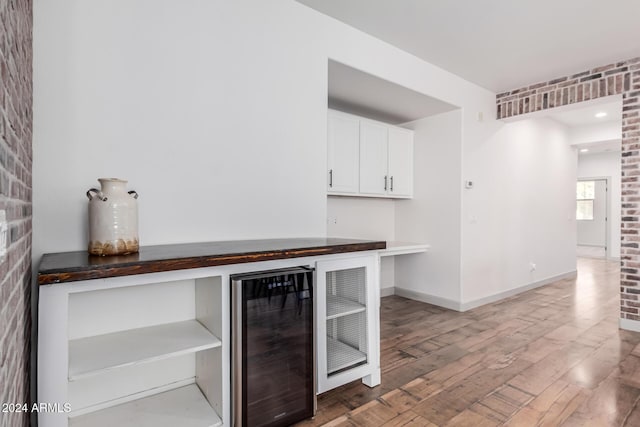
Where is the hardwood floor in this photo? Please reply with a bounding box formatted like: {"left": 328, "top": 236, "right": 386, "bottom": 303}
{"left": 297, "top": 257, "right": 640, "bottom": 426}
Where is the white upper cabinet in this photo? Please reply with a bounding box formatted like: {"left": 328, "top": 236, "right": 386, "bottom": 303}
{"left": 327, "top": 109, "right": 413, "bottom": 199}
{"left": 387, "top": 127, "right": 414, "bottom": 197}
{"left": 359, "top": 122, "right": 388, "bottom": 196}
{"left": 327, "top": 111, "right": 360, "bottom": 194}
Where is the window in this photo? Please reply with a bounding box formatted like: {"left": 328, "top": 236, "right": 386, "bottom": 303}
{"left": 576, "top": 181, "right": 594, "bottom": 220}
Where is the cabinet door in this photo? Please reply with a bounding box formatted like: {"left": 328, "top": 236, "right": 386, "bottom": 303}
{"left": 316, "top": 255, "right": 380, "bottom": 394}
{"left": 327, "top": 112, "right": 360, "bottom": 194}
{"left": 359, "top": 121, "right": 388, "bottom": 196}
{"left": 387, "top": 127, "right": 414, "bottom": 198}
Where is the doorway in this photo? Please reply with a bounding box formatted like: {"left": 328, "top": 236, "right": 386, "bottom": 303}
{"left": 577, "top": 178, "right": 609, "bottom": 259}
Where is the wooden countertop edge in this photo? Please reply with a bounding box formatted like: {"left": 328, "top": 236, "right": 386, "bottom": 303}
{"left": 37, "top": 242, "right": 386, "bottom": 286}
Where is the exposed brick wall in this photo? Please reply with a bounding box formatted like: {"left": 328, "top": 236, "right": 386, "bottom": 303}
{"left": 0, "top": 1, "right": 33, "bottom": 427}
{"left": 496, "top": 60, "right": 636, "bottom": 119}
{"left": 496, "top": 57, "right": 640, "bottom": 324}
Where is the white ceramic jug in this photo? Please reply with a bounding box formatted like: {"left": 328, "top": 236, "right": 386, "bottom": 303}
{"left": 86, "top": 178, "right": 139, "bottom": 256}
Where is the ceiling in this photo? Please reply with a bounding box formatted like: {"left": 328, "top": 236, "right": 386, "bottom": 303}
{"left": 298, "top": 0, "right": 640, "bottom": 93}
{"left": 328, "top": 60, "right": 457, "bottom": 124}
{"left": 541, "top": 98, "right": 622, "bottom": 155}
{"left": 546, "top": 99, "right": 622, "bottom": 127}
{"left": 575, "top": 139, "right": 620, "bottom": 155}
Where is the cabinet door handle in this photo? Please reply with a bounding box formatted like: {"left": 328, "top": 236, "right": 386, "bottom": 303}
{"left": 390, "top": 176, "right": 394, "bottom": 192}
{"left": 384, "top": 175, "right": 388, "bottom": 191}
{"left": 329, "top": 169, "right": 333, "bottom": 188}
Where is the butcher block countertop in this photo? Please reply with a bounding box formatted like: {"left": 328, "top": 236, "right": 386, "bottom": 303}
{"left": 37, "top": 238, "right": 386, "bottom": 285}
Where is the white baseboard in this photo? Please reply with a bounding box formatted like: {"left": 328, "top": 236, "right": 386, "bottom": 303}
{"left": 393, "top": 287, "right": 461, "bottom": 311}
{"left": 460, "top": 270, "right": 577, "bottom": 311}
{"left": 380, "top": 287, "right": 394, "bottom": 297}
{"left": 620, "top": 318, "right": 640, "bottom": 332}
{"left": 393, "top": 270, "right": 578, "bottom": 312}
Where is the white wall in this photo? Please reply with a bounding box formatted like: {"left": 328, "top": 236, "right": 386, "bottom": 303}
{"left": 393, "top": 112, "right": 577, "bottom": 309}
{"left": 394, "top": 110, "right": 462, "bottom": 304}
{"left": 461, "top": 117, "right": 577, "bottom": 306}
{"left": 577, "top": 151, "right": 621, "bottom": 258}
{"left": 327, "top": 196, "right": 395, "bottom": 289}
{"left": 33, "top": 0, "right": 327, "bottom": 259}
{"left": 327, "top": 197, "right": 395, "bottom": 241}
{"left": 33, "top": 0, "right": 496, "bottom": 266}
{"left": 32, "top": 0, "right": 584, "bottom": 313}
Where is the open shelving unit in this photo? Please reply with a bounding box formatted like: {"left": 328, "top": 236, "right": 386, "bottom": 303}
{"left": 325, "top": 289, "right": 368, "bottom": 375}
{"left": 64, "top": 276, "right": 226, "bottom": 427}
{"left": 325, "top": 266, "right": 368, "bottom": 376}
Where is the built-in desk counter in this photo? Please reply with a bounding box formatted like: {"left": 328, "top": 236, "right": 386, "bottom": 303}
{"left": 378, "top": 241, "right": 429, "bottom": 257}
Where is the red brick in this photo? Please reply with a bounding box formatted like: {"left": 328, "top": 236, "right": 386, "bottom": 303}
{"left": 0, "top": 1, "right": 32, "bottom": 426}
{"left": 593, "top": 63, "right": 617, "bottom": 73}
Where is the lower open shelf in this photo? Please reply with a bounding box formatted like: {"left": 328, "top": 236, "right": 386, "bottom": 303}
{"left": 326, "top": 336, "right": 367, "bottom": 375}
{"left": 68, "top": 384, "right": 222, "bottom": 427}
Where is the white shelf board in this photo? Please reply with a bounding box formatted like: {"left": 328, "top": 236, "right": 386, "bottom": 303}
{"left": 326, "top": 295, "right": 365, "bottom": 320}
{"left": 327, "top": 336, "right": 367, "bottom": 374}
{"left": 69, "top": 320, "right": 221, "bottom": 381}
{"left": 69, "top": 384, "right": 222, "bottom": 427}
{"left": 379, "top": 241, "right": 430, "bottom": 257}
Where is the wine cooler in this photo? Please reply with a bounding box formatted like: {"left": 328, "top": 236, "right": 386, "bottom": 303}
{"left": 231, "top": 267, "right": 315, "bottom": 427}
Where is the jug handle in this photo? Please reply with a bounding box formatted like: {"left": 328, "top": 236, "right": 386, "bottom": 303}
{"left": 128, "top": 190, "right": 139, "bottom": 199}
{"left": 86, "top": 188, "right": 108, "bottom": 201}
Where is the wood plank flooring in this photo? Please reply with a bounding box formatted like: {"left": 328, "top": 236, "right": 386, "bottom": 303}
{"left": 296, "top": 258, "right": 640, "bottom": 426}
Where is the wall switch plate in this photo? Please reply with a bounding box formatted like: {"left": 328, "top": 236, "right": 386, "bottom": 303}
{"left": 465, "top": 180, "right": 474, "bottom": 189}
{"left": 0, "top": 210, "right": 7, "bottom": 262}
